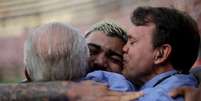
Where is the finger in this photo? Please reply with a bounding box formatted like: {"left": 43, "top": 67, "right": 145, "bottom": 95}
{"left": 108, "top": 91, "right": 122, "bottom": 96}
{"left": 169, "top": 88, "right": 183, "bottom": 97}
{"left": 81, "top": 80, "right": 97, "bottom": 85}
{"left": 120, "top": 91, "right": 144, "bottom": 101}
{"left": 100, "top": 96, "right": 120, "bottom": 101}
{"left": 169, "top": 87, "right": 193, "bottom": 97}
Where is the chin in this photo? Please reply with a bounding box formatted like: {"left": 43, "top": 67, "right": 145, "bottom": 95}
{"left": 122, "top": 71, "right": 131, "bottom": 79}
{"left": 122, "top": 69, "right": 127, "bottom": 74}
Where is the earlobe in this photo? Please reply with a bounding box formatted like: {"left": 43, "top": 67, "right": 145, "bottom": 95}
{"left": 154, "top": 44, "right": 172, "bottom": 65}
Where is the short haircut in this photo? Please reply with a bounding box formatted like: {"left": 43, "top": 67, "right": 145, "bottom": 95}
{"left": 24, "top": 22, "right": 89, "bottom": 81}
{"left": 131, "top": 6, "right": 200, "bottom": 73}
{"left": 85, "top": 21, "right": 128, "bottom": 43}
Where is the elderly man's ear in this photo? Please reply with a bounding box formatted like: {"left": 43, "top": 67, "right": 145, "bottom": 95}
{"left": 24, "top": 67, "right": 32, "bottom": 82}
{"left": 153, "top": 44, "right": 172, "bottom": 65}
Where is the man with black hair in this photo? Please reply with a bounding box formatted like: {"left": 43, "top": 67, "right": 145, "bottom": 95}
{"left": 85, "top": 21, "right": 127, "bottom": 73}
{"left": 122, "top": 6, "right": 200, "bottom": 100}
{"left": 84, "top": 21, "right": 136, "bottom": 92}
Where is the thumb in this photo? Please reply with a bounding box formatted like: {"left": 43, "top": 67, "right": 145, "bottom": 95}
{"left": 169, "top": 87, "right": 193, "bottom": 97}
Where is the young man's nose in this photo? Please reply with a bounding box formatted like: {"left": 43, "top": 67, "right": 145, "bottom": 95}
{"left": 94, "top": 53, "right": 107, "bottom": 65}
{"left": 93, "top": 53, "right": 109, "bottom": 69}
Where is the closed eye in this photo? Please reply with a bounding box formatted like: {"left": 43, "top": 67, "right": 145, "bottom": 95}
{"left": 107, "top": 50, "right": 123, "bottom": 63}
{"left": 129, "top": 40, "right": 137, "bottom": 45}
{"left": 128, "top": 35, "right": 137, "bottom": 45}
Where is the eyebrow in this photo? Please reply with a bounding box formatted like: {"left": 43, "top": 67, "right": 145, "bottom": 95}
{"left": 88, "top": 43, "right": 101, "bottom": 50}
{"left": 88, "top": 43, "right": 122, "bottom": 58}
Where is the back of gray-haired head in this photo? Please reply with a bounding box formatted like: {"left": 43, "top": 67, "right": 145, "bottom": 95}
{"left": 24, "top": 22, "right": 89, "bottom": 81}
{"left": 85, "top": 21, "right": 128, "bottom": 43}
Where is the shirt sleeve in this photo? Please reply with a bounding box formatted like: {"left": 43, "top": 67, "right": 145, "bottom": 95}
{"left": 85, "top": 70, "right": 135, "bottom": 92}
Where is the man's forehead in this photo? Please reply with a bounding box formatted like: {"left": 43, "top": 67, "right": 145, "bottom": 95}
{"left": 128, "top": 24, "right": 155, "bottom": 38}
{"left": 88, "top": 42, "right": 123, "bottom": 55}
{"left": 87, "top": 31, "right": 122, "bottom": 44}
{"left": 86, "top": 31, "right": 107, "bottom": 40}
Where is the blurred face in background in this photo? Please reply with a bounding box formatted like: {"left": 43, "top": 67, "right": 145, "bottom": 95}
{"left": 86, "top": 31, "right": 125, "bottom": 73}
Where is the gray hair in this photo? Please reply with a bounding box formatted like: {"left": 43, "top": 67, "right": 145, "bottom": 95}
{"left": 85, "top": 21, "right": 128, "bottom": 43}
{"left": 24, "top": 22, "right": 89, "bottom": 81}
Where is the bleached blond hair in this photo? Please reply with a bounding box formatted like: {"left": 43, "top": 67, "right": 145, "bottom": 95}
{"left": 85, "top": 20, "right": 128, "bottom": 43}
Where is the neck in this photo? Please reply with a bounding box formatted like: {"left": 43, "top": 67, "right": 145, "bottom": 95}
{"left": 153, "top": 64, "right": 174, "bottom": 74}
{"left": 135, "top": 64, "right": 174, "bottom": 86}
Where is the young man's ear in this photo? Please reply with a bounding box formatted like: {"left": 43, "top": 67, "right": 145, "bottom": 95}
{"left": 153, "top": 44, "right": 172, "bottom": 65}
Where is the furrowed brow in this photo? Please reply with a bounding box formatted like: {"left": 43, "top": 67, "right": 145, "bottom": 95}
{"left": 88, "top": 43, "right": 101, "bottom": 50}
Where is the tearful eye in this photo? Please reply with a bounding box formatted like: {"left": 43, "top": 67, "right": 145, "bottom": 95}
{"left": 109, "top": 55, "right": 122, "bottom": 63}
{"left": 89, "top": 47, "right": 99, "bottom": 56}
{"left": 106, "top": 51, "right": 123, "bottom": 64}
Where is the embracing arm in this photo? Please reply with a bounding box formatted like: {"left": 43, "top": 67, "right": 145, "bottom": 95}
{"left": 0, "top": 81, "right": 143, "bottom": 101}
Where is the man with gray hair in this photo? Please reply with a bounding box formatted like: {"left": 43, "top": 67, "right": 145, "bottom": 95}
{"left": 0, "top": 21, "right": 143, "bottom": 100}
{"left": 24, "top": 22, "right": 89, "bottom": 82}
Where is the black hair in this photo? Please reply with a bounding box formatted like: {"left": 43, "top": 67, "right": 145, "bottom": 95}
{"left": 131, "top": 6, "right": 200, "bottom": 73}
